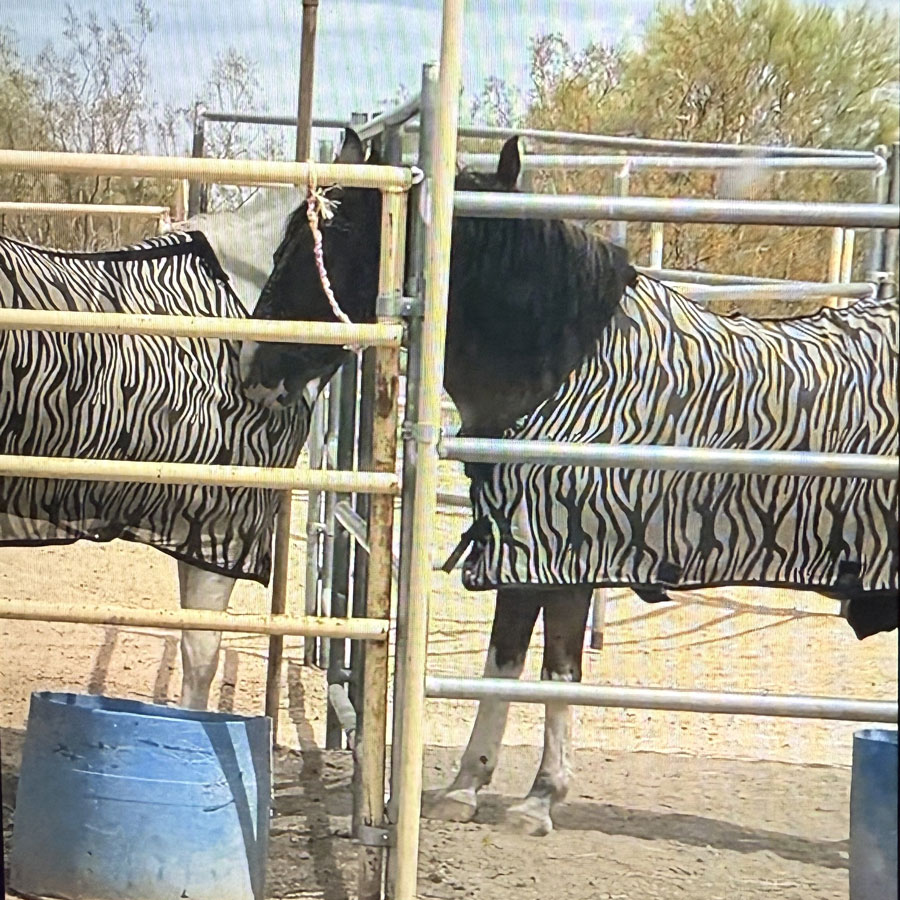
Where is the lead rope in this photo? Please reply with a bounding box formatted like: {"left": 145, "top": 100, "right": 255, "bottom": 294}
{"left": 306, "top": 162, "right": 354, "bottom": 328}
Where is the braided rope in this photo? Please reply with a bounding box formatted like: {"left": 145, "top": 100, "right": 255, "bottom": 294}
{"left": 306, "top": 163, "right": 353, "bottom": 327}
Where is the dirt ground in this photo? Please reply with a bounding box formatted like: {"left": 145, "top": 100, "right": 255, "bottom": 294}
{"left": 1, "top": 459, "right": 897, "bottom": 898}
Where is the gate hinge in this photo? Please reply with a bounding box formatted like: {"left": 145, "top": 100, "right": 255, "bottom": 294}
{"left": 377, "top": 291, "right": 424, "bottom": 319}
{"left": 356, "top": 822, "right": 395, "bottom": 848}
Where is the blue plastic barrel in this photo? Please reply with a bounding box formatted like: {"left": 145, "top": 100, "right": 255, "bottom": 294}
{"left": 850, "top": 728, "right": 898, "bottom": 900}
{"left": 9, "top": 692, "right": 271, "bottom": 900}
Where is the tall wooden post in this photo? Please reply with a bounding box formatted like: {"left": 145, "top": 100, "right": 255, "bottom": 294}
{"left": 264, "top": 0, "right": 321, "bottom": 741}
{"left": 295, "top": 0, "right": 320, "bottom": 162}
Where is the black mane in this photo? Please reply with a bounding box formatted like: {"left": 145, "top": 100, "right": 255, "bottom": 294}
{"left": 451, "top": 213, "right": 634, "bottom": 350}
{"left": 446, "top": 179, "right": 636, "bottom": 435}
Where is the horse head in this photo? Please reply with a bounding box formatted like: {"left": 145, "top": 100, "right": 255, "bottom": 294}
{"left": 239, "top": 129, "right": 528, "bottom": 408}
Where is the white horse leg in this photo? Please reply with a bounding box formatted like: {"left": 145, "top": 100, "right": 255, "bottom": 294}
{"left": 422, "top": 589, "right": 541, "bottom": 822}
{"left": 507, "top": 586, "right": 592, "bottom": 836}
{"left": 177, "top": 561, "right": 237, "bottom": 709}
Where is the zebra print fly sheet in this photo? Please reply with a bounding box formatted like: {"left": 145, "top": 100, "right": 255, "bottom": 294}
{"left": 461, "top": 276, "right": 898, "bottom": 597}
{"left": 0, "top": 231, "right": 308, "bottom": 583}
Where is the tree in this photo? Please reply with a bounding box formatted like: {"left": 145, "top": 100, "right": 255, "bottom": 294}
{"left": 2, "top": 5, "right": 281, "bottom": 246}
{"left": 0, "top": 27, "right": 53, "bottom": 235}
{"left": 195, "top": 47, "right": 289, "bottom": 211}
{"left": 5, "top": 1, "right": 170, "bottom": 248}
{"left": 477, "top": 1, "right": 900, "bottom": 282}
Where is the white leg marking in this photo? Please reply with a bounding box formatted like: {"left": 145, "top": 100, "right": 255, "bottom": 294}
{"left": 422, "top": 646, "right": 525, "bottom": 822}
{"left": 177, "top": 562, "right": 236, "bottom": 710}
{"left": 507, "top": 671, "right": 573, "bottom": 837}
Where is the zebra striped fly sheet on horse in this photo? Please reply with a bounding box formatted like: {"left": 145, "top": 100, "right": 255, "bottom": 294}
{"left": 459, "top": 274, "right": 899, "bottom": 613}
{"left": 0, "top": 229, "right": 309, "bottom": 583}
{"left": 240, "top": 130, "right": 898, "bottom": 837}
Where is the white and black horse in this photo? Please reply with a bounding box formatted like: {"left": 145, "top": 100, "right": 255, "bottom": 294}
{"left": 241, "top": 130, "right": 898, "bottom": 835}
{"left": 0, "top": 189, "right": 330, "bottom": 711}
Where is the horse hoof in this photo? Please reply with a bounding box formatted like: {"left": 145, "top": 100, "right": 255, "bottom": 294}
{"left": 505, "top": 797, "right": 554, "bottom": 836}
{"left": 421, "top": 787, "right": 478, "bottom": 822}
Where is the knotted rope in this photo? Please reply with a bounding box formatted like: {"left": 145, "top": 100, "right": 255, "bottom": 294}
{"left": 306, "top": 162, "right": 354, "bottom": 326}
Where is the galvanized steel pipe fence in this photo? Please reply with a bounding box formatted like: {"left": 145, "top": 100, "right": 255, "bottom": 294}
{"left": 5, "top": 80, "right": 900, "bottom": 900}
{"left": 0, "top": 148, "right": 412, "bottom": 900}
{"left": 383, "top": 21, "right": 900, "bottom": 900}
{"left": 225, "top": 72, "right": 899, "bottom": 898}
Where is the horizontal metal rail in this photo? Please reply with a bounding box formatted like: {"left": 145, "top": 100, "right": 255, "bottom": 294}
{"left": 440, "top": 437, "right": 899, "bottom": 480}
{"left": 356, "top": 94, "right": 422, "bottom": 142}
{"left": 202, "top": 111, "right": 351, "bottom": 129}
{"left": 675, "top": 282, "right": 875, "bottom": 302}
{"left": 0, "top": 454, "right": 399, "bottom": 494}
{"left": 454, "top": 191, "right": 900, "bottom": 228}
{"left": 0, "top": 309, "right": 402, "bottom": 346}
{"left": 0, "top": 149, "right": 413, "bottom": 191}
{"left": 0, "top": 201, "right": 171, "bottom": 218}
{"left": 436, "top": 490, "right": 469, "bottom": 508}
{"left": 419, "top": 123, "right": 874, "bottom": 159}
{"left": 0, "top": 599, "right": 388, "bottom": 640}
{"left": 197, "top": 112, "right": 874, "bottom": 161}
{"left": 426, "top": 677, "right": 898, "bottom": 723}
{"left": 455, "top": 152, "right": 885, "bottom": 173}
{"left": 639, "top": 266, "right": 802, "bottom": 286}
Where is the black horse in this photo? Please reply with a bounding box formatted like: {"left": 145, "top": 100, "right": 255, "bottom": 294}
{"left": 241, "top": 130, "right": 898, "bottom": 836}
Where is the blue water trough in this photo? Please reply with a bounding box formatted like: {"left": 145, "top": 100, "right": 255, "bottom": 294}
{"left": 850, "top": 728, "right": 898, "bottom": 900}
{"left": 9, "top": 691, "right": 271, "bottom": 900}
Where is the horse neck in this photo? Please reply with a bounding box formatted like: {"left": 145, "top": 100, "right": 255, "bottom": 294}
{"left": 443, "top": 217, "right": 620, "bottom": 438}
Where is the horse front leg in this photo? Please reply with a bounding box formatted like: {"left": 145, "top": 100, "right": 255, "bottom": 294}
{"left": 177, "top": 561, "right": 237, "bottom": 710}
{"left": 422, "top": 587, "right": 541, "bottom": 822}
{"left": 506, "top": 585, "right": 592, "bottom": 836}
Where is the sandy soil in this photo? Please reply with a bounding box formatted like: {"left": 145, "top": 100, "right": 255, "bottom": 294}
{"left": 1, "top": 459, "right": 897, "bottom": 898}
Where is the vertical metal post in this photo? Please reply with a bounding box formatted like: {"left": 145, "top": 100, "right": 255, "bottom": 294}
{"left": 519, "top": 156, "right": 535, "bottom": 193}
{"left": 387, "top": 63, "right": 438, "bottom": 883}
{"left": 295, "top": 0, "right": 319, "bottom": 162}
{"left": 324, "top": 95, "right": 366, "bottom": 737}
{"left": 187, "top": 104, "right": 206, "bottom": 218}
{"left": 650, "top": 222, "right": 664, "bottom": 268}
{"left": 319, "top": 375, "right": 343, "bottom": 673}
{"left": 264, "top": 17, "right": 321, "bottom": 734}
{"left": 326, "top": 355, "right": 358, "bottom": 749}
{"left": 303, "top": 139, "right": 338, "bottom": 668}
{"left": 318, "top": 138, "right": 334, "bottom": 164}
{"left": 866, "top": 146, "right": 890, "bottom": 285}
{"left": 840, "top": 228, "right": 856, "bottom": 296}
{"left": 881, "top": 142, "right": 900, "bottom": 299}
{"left": 828, "top": 227, "right": 844, "bottom": 284}
{"left": 392, "top": 0, "right": 465, "bottom": 893}
{"left": 384, "top": 125, "right": 404, "bottom": 166}
{"left": 350, "top": 124, "right": 405, "bottom": 840}
{"left": 264, "top": 490, "right": 293, "bottom": 740}
{"left": 303, "top": 396, "right": 326, "bottom": 666}
{"left": 610, "top": 161, "right": 630, "bottom": 247}
{"left": 357, "top": 189, "right": 406, "bottom": 900}
{"left": 350, "top": 349, "right": 375, "bottom": 826}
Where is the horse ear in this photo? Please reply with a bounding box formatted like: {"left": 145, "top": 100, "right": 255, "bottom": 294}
{"left": 496, "top": 136, "right": 523, "bottom": 189}
{"left": 337, "top": 129, "right": 366, "bottom": 164}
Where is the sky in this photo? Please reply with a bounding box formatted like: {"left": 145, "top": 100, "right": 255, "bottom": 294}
{"left": 3, "top": 0, "right": 897, "bottom": 142}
